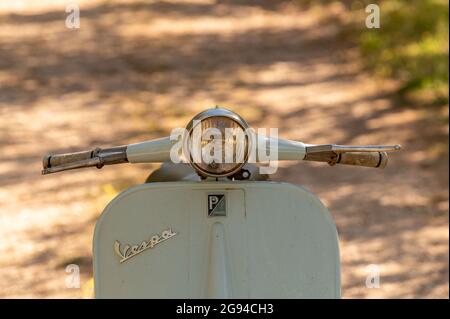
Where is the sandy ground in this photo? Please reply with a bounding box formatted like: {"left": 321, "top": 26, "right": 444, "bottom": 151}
{"left": 0, "top": 0, "right": 448, "bottom": 298}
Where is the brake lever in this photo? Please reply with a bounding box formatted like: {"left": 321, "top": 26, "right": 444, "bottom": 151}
{"left": 305, "top": 144, "right": 401, "bottom": 153}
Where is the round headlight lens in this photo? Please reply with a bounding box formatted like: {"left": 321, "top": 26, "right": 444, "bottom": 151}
{"left": 184, "top": 109, "right": 250, "bottom": 177}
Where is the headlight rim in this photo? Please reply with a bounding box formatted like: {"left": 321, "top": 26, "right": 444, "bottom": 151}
{"left": 183, "top": 107, "right": 251, "bottom": 178}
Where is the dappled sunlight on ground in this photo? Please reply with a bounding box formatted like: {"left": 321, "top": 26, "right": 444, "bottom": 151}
{"left": 0, "top": 0, "right": 448, "bottom": 298}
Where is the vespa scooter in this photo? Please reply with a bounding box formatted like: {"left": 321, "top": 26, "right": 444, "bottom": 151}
{"left": 42, "top": 107, "right": 400, "bottom": 298}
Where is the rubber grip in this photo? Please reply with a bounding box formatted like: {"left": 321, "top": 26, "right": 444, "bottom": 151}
{"left": 43, "top": 150, "right": 95, "bottom": 169}
{"left": 337, "top": 151, "right": 388, "bottom": 168}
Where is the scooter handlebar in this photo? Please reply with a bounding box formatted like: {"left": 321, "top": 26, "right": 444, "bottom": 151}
{"left": 41, "top": 137, "right": 177, "bottom": 175}
{"left": 41, "top": 136, "right": 401, "bottom": 174}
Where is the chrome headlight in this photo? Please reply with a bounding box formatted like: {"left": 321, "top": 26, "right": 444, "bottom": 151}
{"left": 183, "top": 108, "right": 250, "bottom": 178}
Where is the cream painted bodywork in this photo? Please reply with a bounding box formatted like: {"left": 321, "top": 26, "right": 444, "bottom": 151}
{"left": 93, "top": 181, "right": 340, "bottom": 298}
{"left": 126, "top": 136, "right": 306, "bottom": 163}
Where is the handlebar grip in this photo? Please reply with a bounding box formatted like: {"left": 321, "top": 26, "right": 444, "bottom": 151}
{"left": 43, "top": 149, "right": 97, "bottom": 169}
{"left": 304, "top": 151, "right": 388, "bottom": 168}
{"left": 42, "top": 146, "right": 128, "bottom": 174}
{"left": 336, "top": 151, "right": 388, "bottom": 168}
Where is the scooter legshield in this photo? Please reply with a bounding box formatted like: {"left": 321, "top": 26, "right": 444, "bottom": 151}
{"left": 93, "top": 181, "right": 340, "bottom": 298}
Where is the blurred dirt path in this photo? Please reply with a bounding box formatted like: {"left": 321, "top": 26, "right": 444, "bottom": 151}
{"left": 0, "top": 0, "right": 448, "bottom": 298}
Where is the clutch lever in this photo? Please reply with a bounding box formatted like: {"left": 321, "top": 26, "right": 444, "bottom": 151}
{"left": 304, "top": 144, "right": 401, "bottom": 169}
{"left": 305, "top": 144, "right": 401, "bottom": 153}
